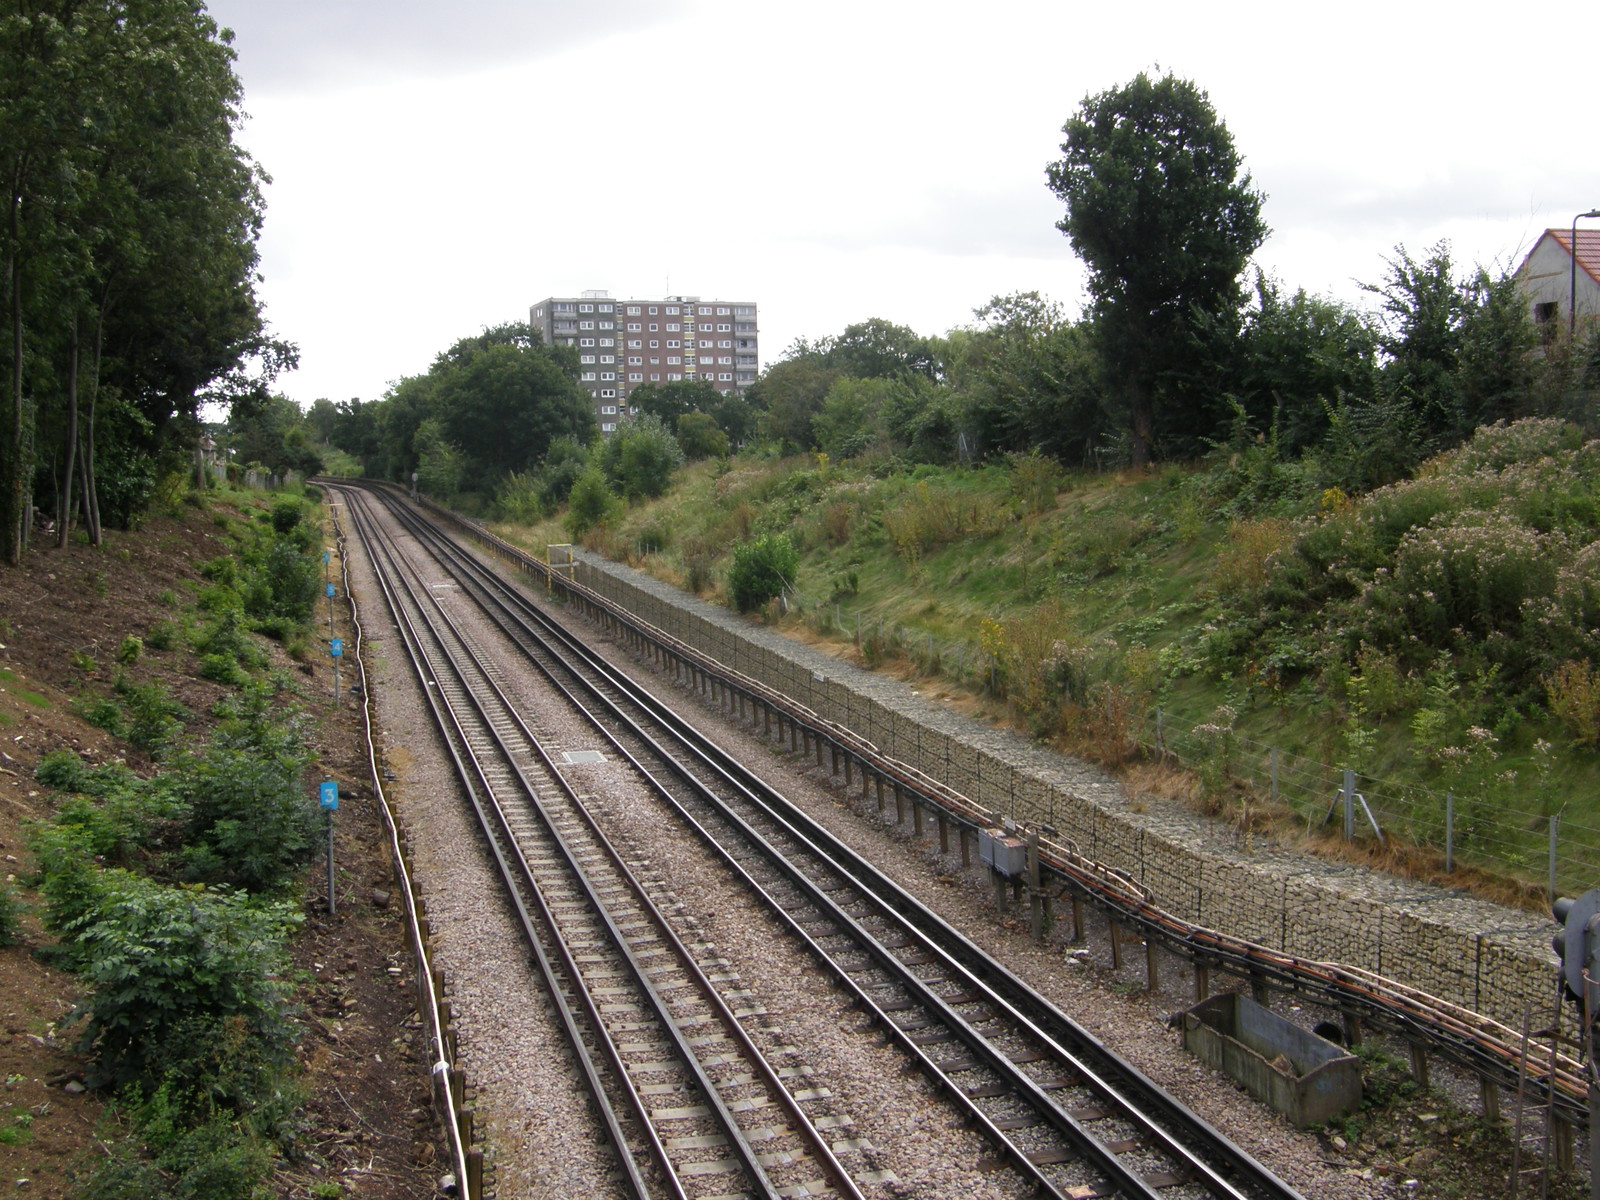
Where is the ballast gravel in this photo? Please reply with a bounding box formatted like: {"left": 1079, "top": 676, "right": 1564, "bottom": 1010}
{"left": 344, "top": 500, "right": 1419, "bottom": 1200}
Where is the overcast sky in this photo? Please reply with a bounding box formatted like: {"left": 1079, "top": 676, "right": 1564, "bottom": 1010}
{"left": 205, "top": 0, "right": 1594, "bottom": 409}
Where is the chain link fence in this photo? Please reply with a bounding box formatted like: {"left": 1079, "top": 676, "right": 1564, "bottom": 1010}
{"left": 790, "top": 592, "right": 1598, "bottom": 898}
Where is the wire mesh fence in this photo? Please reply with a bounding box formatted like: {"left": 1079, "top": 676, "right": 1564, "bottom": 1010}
{"left": 789, "top": 590, "right": 1598, "bottom": 898}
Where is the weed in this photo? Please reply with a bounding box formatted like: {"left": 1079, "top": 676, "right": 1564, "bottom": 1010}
{"left": 72, "top": 650, "right": 98, "bottom": 674}
{"left": 117, "top": 636, "right": 143, "bottom": 664}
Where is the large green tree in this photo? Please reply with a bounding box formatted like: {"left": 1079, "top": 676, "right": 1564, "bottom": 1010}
{"left": 1, "top": 1, "right": 273, "bottom": 558}
{"left": 431, "top": 323, "right": 595, "bottom": 481}
{"left": 1046, "top": 71, "right": 1267, "bottom": 467}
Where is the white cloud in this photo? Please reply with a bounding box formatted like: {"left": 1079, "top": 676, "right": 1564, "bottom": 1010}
{"left": 206, "top": 0, "right": 1600, "bottom": 407}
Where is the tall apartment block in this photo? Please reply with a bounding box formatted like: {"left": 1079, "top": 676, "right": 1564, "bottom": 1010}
{"left": 530, "top": 290, "right": 760, "bottom": 432}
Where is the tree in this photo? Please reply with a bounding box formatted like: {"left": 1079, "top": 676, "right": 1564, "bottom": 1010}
{"left": 594, "top": 413, "right": 683, "bottom": 501}
{"left": 1046, "top": 71, "right": 1267, "bottom": 467}
{"left": 431, "top": 328, "right": 594, "bottom": 481}
{"left": 629, "top": 379, "right": 720, "bottom": 426}
{"left": 948, "top": 293, "right": 1108, "bottom": 465}
{"left": 675, "top": 411, "right": 728, "bottom": 460}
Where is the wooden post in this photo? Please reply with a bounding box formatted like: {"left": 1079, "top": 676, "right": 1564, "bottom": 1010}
{"left": 1071, "top": 894, "right": 1084, "bottom": 943}
{"left": 844, "top": 754, "right": 853, "bottom": 788}
{"left": 993, "top": 868, "right": 1007, "bottom": 915}
{"left": 1480, "top": 1077, "right": 1500, "bottom": 1124}
{"left": 1146, "top": 937, "right": 1159, "bottom": 993}
{"left": 1342, "top": 1013, "right": 1362, "bottom": 1047}
{"left": 1109, "top": 922, "right": 1123, "bottom": 971}
{"left": 960, "top": 825, "right": 971, "bottom": 868}
{"left": 912, "top": 800, "right": 923, "bottom": 839}
{"left": 1028, "top": 831, "right": 1044, "bottom": 943}
{"left": 938, "top": 811, "right": 949, "bottom": 855}
{"left": 1195, "top": 963, "right": 1210, "bottom": 1001}
{"left": 875, "top": 776, "right": 885, "bottom": 813}
{"left": 1410, "top": 1043, "right": 1430, "bottom": 1091}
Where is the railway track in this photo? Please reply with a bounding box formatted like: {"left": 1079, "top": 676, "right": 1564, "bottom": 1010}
{"left": 343, "top": 487, "right": 870, "bottom": 1199}
{"left": 335, "top": 482, "right": 1309, "bottom": 1200}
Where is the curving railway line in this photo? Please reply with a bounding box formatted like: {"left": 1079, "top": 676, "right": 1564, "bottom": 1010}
{"left": 332, "top": 481, "right": 1308, "bottom": 1200}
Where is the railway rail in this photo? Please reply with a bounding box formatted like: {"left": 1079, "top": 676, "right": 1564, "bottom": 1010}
{"left": 384, "top": 482, "right": 1590, "bottom": 1139}
{"left": 343, "top": 486, "right": 869, "bottom": 1199}
{"left": 334, "top": 481, "right": 1308, "bottom": 1200}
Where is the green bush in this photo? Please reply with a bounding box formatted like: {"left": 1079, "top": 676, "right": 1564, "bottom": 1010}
{"left": 174, "top": 738, "right": 317, "bottom": 895}
{"left": 66, "top": 872, "right": 300, "bottom": 1092}
{"left": 727, "top": 533, "right": 799, "bottom": 613}
{"left": 566, "top": 467, "right": 617, "bottom": 538}
{"left": 0, "top": 885, "right": 23, "bottom": 948}
{"left": 146, "top": 619, "right": 181, "bottom": 651}
{"left": 113, "top": 677, "right": 189, "bottom": 756}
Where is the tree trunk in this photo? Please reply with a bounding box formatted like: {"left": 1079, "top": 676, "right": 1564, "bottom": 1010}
{"left": 82, "top": 295, "right": 108, "bottom": 545}
{"left": 57, "top": 316, "right": 79, "bottom": 548}
{"left": 5, "top": 187, "right": 22, "bottom": 565}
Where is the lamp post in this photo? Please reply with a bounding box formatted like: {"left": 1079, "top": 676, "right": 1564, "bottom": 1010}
{"left": 1570, "top": 209, "right": 1600, "bottom": 341}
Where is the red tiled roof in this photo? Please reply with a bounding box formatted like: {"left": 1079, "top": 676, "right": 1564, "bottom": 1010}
{"left": 1545, "top": 227, "right": 1600, "bottom": 289}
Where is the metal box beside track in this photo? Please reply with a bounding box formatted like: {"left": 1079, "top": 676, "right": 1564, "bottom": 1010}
{"left": 1178, "top": 992, "right": 1361, "bottom": 1128}
{"left": 978, "top": 827, "right": 1027, "bottom": 877}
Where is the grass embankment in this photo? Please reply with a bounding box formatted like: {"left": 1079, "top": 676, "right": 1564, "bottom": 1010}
{"left": 483, "top": 423, "right": 1600, "bottom": 903}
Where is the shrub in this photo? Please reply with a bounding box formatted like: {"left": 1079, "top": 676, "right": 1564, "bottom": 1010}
{"left": 727, "top": 533, "right": 799, "bottom": 613}
{"left": 145, "top": 620, "right": 180, "bottom": 651}
{"left": 65, "top": 872, "right": 299, "bottom": 1091}
{"left": 174, "top": 740, "right": 317, "bottom": 895}
{"left": 1544, "top": 660, "right": 1600, "bottom": 748}
{"left": 566, "top": 467, "right": 618, "bottom": 538}
{"left": 116, "top": 636, "right": 143, "bottom": 664}
{"left": 113, "top": 677, "right": 189, "bottom": 756}
{"left": 0, "top": 885, "right": 22, "bottom": 948}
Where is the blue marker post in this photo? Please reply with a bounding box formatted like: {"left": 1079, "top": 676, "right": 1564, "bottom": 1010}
{"left": 322, "top": 549, "right": 331, "bottom": 586}
{"left": 326, "top": 581, "right": 337, "bottom": 633}
{"left": 330, "top": 637, "right": 343, "bottom": 706}
{"left": 320, "top": 779, "right": 339, "bottom": 915}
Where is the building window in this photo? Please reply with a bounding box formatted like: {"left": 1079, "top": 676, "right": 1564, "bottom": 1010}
{"left": 628, "top": 339, "right": 642, "bottom": 349}
{"left": 580, "top": 355, "right": 596, "bottom": 364}
{"left": 668, "top": 373, "right": 682, "bottom": 381}
{"left": 599, "top": 304, "right": 613, "bottom": 313}
{"left": 719, "top": 339, "right": 732, "bottom": 348}
{"left": 667, "top": 356, "right": 680, "bottom": 364}
{"left": 649, "top": 357, "right": 659, "bottom": 365}
{"left": 600, "top": 389, "right": 616, "bottom": 398}
{"left": 648, "top": 323, "right": 658, "bottom": 332}
{"left": 601, "top": 372, "right": 614, "bottom": 381}
{"left": 717, "top": 323, "right": 731, "bottom": 332}
{"left": 599, "top": 321, "right": 613, "bottom": 330}
{"left": 666, "top": 306, "right": 679, "bottom": 315}
{"left": 627, "top": 322, "right": 642, "bottom": 332}
{"left": 628, "top": 373, "right": 643, "bottom": 382}
{"left": 579, "top": 320, "right": 594, "bottom": 330}
{"left": 600, "top": 337, "right": 614, "bottom": 347}
{"left": 720, "top": 372, "right": 733, "bottom": 381}
{"left": 602, "top": 422, "right": 616, "bottom": 432}
{"left": 580, "top": 338, "right": 596, "bottom": 347}
{"left": 648, "top": 306, "right": 658, "bottom": 315}
{"left": 666, "top": 323, "right": 679, "bottom": 331}
{"left": 650, "top": 373, "right": 660, "bottom": 381}
{"left": 626, "top": 305, "right": 640, "bottom": 315}
{"left": 600, "top": 355, "right": 614, "bottom": 364}
{"left": 628, "top": 356, "right": 642, "bottom": 365}
{"left": 717, "top": 306, "right": 730, "bottom": 315}
{"left": 601, "top": 405, "right": 617, "bottom": 414}
{"left": 667, "top": 339, "right": 679, "bottom": 348}
{"left": 581, "top": 372, "right": 596, "bottom": 381}
{"left": 735, "top": 306, "right": 754, "bottom": 316}
{"left": 578, "top": 303, "right": 594, "bottom": 312}
{"left": 1535, "top": 301, "right": 1560, "bottom": 344}
{"left": 699, "top": 306, "right": 712, "bottom": 315}
{"left": 554, "top": 302, "right": 574, "bottom": 311}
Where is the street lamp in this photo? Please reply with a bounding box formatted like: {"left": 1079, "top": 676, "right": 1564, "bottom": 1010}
{"left": 1570, "top": 209, "right": 1600, "bottom": 341}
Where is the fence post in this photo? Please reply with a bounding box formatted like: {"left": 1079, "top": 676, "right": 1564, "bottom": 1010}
{"left": 1156, "top": 709, "right": 1164, "bottom": 755}
{"left": 1548, "top": 812, "right": 1560, "bottom": 903}
{"left": 1445, "top": 794, "right": 1454, "bottom": 873}
{"left": 1343, "top": 769, "right": 1356, "bottom": 841}
{"left": 1270, "top": 746, "right": 1279, "bottom": 804}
